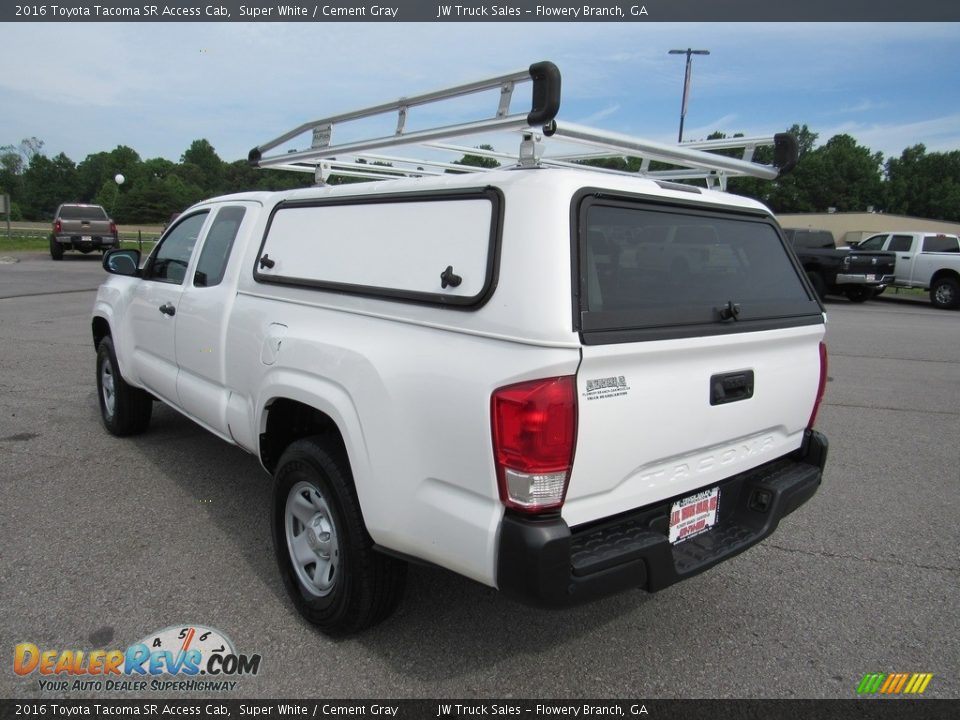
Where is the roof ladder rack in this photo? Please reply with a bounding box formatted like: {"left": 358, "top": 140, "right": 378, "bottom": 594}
{"left": 248, "top": 61, "right": 797, "bottom": 189}
{"left": 248, "top": 61, "right": 562, "bottom": 177}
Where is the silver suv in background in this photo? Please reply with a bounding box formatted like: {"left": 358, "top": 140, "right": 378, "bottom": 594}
{"left": 50, "top": 203, "right": 119, "bottom": 260}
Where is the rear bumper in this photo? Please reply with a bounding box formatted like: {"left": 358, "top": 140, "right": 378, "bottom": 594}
{"left": 496, "top": 430, "right": 828, "bottom": 607}
{"left": 54, "top": 235, "right": 118, "bottom": 250}
{"left": 835, "top": 273, "right": 894, "bottom": 286}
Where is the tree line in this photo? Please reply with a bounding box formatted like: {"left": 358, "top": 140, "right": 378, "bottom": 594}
{"left": 1, "top": 126, "right": 958, "bottom": 224}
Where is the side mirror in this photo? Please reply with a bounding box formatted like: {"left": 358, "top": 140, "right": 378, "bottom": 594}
{"left": 103, "top": 248, "right": 141, "bottom": 277}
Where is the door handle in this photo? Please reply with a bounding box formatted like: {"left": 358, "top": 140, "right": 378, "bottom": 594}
{"left": 159, "top": 303, "right": 176, "bottom": 316}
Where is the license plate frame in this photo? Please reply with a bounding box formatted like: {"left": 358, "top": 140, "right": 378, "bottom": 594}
{"left": 669, "top": 486, "right": 720, "bottom": 544}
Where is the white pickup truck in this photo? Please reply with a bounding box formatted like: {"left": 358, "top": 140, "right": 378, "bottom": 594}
{"left": 90, "top": 63, "right": 829, "bottom": 635}
{"left": 854, "top": 231, "right": 960, "bottom": 309}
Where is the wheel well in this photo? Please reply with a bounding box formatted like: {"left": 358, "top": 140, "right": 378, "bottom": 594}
{"left": 92, "top": 317, "right": 110, "bottom": 349}
{"left": 260, "top": 399, "right": 346, "bottom": 473}
{"left": 930, "top": 269, "right": 960, "bottom": 287}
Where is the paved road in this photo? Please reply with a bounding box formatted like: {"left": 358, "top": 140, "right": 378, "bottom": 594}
{"left": 1, "top": 253, "right": 957, "bottom": 700}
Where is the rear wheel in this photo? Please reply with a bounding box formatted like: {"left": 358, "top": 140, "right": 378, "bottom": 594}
{"left": 930, "top": 277, "right": 960, "bottom": 310}
{"left": 50, "top": 236, "right": 64, "bottom": 261}
{"left": 844, "top": 286, "right": 872, "bottom": 303}
{"left": 96, "top": 336, "right": 153, "bottom": 436}
{"left": 806, "top": 272, "right": 826, "bottom": 302}
{"left": 272, "top": 437, "right": 406, "bottom": 635}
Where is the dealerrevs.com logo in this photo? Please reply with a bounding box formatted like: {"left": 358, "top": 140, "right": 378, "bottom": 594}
{"left": 14, "top": 625, "right": 261, "bottom": 693}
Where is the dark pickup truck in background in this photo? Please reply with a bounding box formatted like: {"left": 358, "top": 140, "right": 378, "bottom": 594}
{"left": 783, "top": 228, "right": 896, "bottom": 302}
{"left": 50, "top": 203, "right": 119, "bottom": 260}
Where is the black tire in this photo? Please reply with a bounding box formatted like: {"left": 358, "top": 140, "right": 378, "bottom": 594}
{"left": 844, "top": 286, "right": 872, "bottom": 303}
{"left": 930, "top": 277, "right": 960, "bottom": 310}
{"left": 96, "top": 336, "right": 153, "bottom": 436}
{"left": 50, "top": 236, "right": 64, "bottom": 261}
{"left": 806, "top": 272, "right": 826, "bottom": 302}
{"left": 272, "top": 437, "right": 406, "bottom": 636}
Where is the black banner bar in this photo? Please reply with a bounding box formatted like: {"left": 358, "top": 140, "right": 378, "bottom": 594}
{"left": 1, "top": 699, "right": 957, "bottom": 720}
{"left": 2, "top": 0, "right": 959, "bottom": 23}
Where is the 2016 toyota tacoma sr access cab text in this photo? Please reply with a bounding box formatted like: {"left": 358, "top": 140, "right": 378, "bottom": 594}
{"left": 91, "top": 62, "right": 829, "bottom": 635}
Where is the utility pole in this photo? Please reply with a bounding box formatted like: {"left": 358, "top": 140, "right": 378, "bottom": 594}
{"left": 668, "top": 48, "right": 710, "bottom": 143}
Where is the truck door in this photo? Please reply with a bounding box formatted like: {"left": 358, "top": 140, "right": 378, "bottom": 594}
{"left": 128, "top": 211, "right": 210, "bottom": 404}
{"left": 886, "top": 234, "right": 916, "bottom": 284}
{"left": 174, "top": 204, "right": 253, "bottom": 438}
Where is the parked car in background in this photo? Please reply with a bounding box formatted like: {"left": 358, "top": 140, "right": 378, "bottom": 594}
{"left": 852, "top": 232, "right": 960, "bottom": 309}
{"left": 50, "top": 203, "right": 119, "bottom": 260}
{"left": 782, "top": 228, "right": 895, "bottom": 302}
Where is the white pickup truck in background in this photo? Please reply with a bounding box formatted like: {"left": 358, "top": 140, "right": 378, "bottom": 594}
{"left": 854, "top": 231, "right": 960, "bottom": 309}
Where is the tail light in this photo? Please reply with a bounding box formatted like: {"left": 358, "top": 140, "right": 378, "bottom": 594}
{"left": 491, "top": 376, "right": 577, "bottom": 514}
{"left": 109, "top": 222, "right": 118, "bottom": 236}
{"left": 53, "top": 220, "right": 62, "bottom": 233}
{"left": 807, "top": 342, "right": 828, "bottom": 429}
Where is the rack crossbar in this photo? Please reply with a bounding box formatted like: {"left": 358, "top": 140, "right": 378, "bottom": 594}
{"left": 547, "top": 122, "right": 780, "bottom": 180}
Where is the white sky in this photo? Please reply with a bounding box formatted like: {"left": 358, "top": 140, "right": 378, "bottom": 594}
{"left": 3, "top": 22, "right": 959, "bottom": 164}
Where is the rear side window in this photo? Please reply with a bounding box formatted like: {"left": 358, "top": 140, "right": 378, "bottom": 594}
{"left": 889, "top": 235, "right": 914, "bottom": 252}
{"left": 255, "top": 189, "right": 502, "bottom": 307}
{"left": 790, "top": 230, "right": 834, "bottom": 249}
{"left": 922, "top": 235, "right": 960, "bottom": 253}
{"left": 577, "top": 197, "right": 820, "bottom": 341}
{"left": 194, "top": 206, "right": 246, "bottom": 287}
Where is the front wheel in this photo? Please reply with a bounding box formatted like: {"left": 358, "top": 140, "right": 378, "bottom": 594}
{"left": 272, "top": 438, "right": 406, "bottom": 635}
{"left": 96, "top": 336, "right": 153, "bottom": 436}
{"left": 930, "top": 277, "right": 960, "bottom": 310}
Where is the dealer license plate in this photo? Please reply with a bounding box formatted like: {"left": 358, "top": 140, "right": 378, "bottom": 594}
{"left": 669, "top": 486, "right": 719, "bottom": 544}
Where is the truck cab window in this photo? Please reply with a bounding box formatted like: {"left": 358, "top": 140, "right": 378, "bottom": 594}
{"left": 856, "top": 235, "right": 886, "bottom": 251}
{"left": 145, "top": 212, "right": 209, "bottom": 284}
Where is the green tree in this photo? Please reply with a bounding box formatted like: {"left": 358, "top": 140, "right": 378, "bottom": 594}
{"left": 181, "top": 139, "right": 224, "bottom": 193}
{"left": 21, "top": 152, "right": 79, "bottom": 219}
{"left": 0, "top": 146, "right": 24, "bottom": 201}
{"left": 796, "top": 134, "right": 883, "bottom": 212}
{"left": 450, "top": 144, "right": 501, "bottom": 171}
{"left": 77, "top": 146, "right": 143, "bottom": 202}
{"left": 885, "top": 145, "right": 960, "bottom": 222}
{"left": 222, "top": 159, "right": 314, "bottom": 193}
{"left": 0, "top": 137, "right": 45, "bottom": 209}
{"left": 728, "top": 124, "right": 818, "bottom": 209}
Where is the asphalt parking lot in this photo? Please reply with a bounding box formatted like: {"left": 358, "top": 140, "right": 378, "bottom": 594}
{"left": 1, "top": 251, "right": 958, "bottom": 700}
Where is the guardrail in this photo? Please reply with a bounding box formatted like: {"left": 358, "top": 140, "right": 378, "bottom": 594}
{"left": 2, "top": 227, "right": 161, "bottom": 245}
